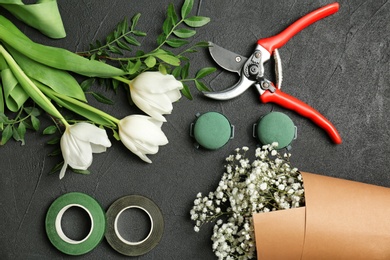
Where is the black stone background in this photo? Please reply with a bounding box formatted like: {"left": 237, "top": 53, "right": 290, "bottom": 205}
{"left": 1, "top": 0, "right": 390, "bottom": 259}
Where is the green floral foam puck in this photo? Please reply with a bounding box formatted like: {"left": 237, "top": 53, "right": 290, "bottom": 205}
{"left": 193, "top": 112, "right": 232, "bottom": 150}
{"left": 256, "top": 112, "right": 296, "bottom": 149}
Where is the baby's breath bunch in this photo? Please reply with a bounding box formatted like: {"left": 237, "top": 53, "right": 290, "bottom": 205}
{"left": 190, "top": 143, "right": 305, "bottom": 259}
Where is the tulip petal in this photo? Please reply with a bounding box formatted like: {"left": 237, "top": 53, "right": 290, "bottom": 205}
{"left": 61, "top": 133, "right": 93, "bottom": 170}
{"left": 90, "top": 143, "right": 108, "bottom": 153}
{"left": 59, "top": 122, "right": 111, "bottom": 179}
{"left": 118, "top": 115, "right": 169, "bottom": 163}
{"left": 131, "top": 72, "right": 182, "bottom": 94}
{"left": 69, "top": 122, "right": 111, "bottom": 148}
{"left": 133, "top": 139, "right": 159, "bottom": 154}
{"left": 165, "top": 88, "right": 182, "bottom": 102}
{"left": 118, "top": 132, "right": 152, "bottom": 163}
{"left": 138, "top": 90, "right": 174, "bottom": 112}
{"left": 59, "top": 160, "right": 67, "bottom": 179}
{"left": 129, "top": 71, "right": 183, "bottom": 121}
{"left": 122, "top": 115, "right": 168, "bottom": 145}
{"left": 131, "top": 92, "right": 169, "bottom": 122}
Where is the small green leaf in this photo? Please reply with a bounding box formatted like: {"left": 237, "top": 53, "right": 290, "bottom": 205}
{"left": 128, "top": 59, "right": 142, "bottom": 75}
{"left": 113, "top": 28, "right": 121, "bottom": 39}
{"left": 131, "top": 13, "right": 141, "bottom": 30}
{"left": 133, "top": 30, "right": 146, "bottom": 37}
{"left": 80, "top": 78, "right": 95, "bottom": 91}
{"left": 16, "top": 122, "right": 26, "bottom": 145}
{"left": 158, "top": 64, "right": 167, "bottom": 74}
{"left": 47, "top": 136, "right": 60, "bottom": 145}
{"left": 0, "top": 113, "right": 9, "bottom": 124}
{"left": 72, "top": 168, "right": 91, "bottom": 175}
{"left": 48, "top": 148, "right": 61, "bottom": 157}
{"left": 181, "top": 63, "right": 190, "bottom": 79}
{"left": 112, "top": 78, "right": 120, "bottom": 92}
{"left": 117, "top": 40, "right": 132, "bottom": 51}
{"left": 144, "top": 56, "right": 156, "bottom": 68}
{"left": 119, "top": 18, "right": 128, "bottom": 35}
{"left": 195, "top": 80, "right": 210, "bottom": 92}
{"left": 172, "top": 66, "right": 182, "bottom": 78}
{"left": 167, "top": 3, "right": 179, "bottom": 24}
{"left": 30, "top": 115, "right": 40, "bottom": 131}
{"left": 166, "top": 39, "right": 188, "bottom": 48}
{"left": 108, "top": 45, "right": 123, "bottom": 55}
{"left": 195, "top": 67, "right": 216, "bottom": 79}
{"left": 162, "top": 17, "right": 173, "bottom": 36}
{"left": 195, "top": 41, "right": 211, "bottom": 48}
{"left": 49, "top": 161, "right": 64, "bottom": 175}
{"left": 173, "top": 28, "right": 196, "bottom": 38}
{"left": 181, "top": 0, "right": 194, "bottom": 19}
{"left": 43, "top": 125, "right": 58, "bottom": 135}
{"left": 12, "top": 125, "right": 23, "bottom": 145}
{"left": 112, "top": 128, "right": 120, "bottom": 141}
{"left": 1, "top": 124, "right": 12, "bottom": 145}
{"left": 178, "top": 55, "right": 190, "bottom": 62}
{"left": 153, "top": 51, "right": 180, "bottom": 66}
{"left": 156, "top": 33, "right": 166, "bottom": 45}
{"left": 95, "top": 40, "right": 103, "bottom": 48}
{"left": 184, "top": 16, "right": 210, "bottom": 27}
{"left": 91, "top": 92, "right": 114, "bottom": 105}
{"left": 181, "top": 83, "right": 193, "bottom": 100}
{"left": 136, "top": 50, "right": 145, "bottom": 57}
{"left": 124, "top": 36, "right": 141, "bottom": 46}
{"left": 24, "top": 107, "right": 40, "bottom": 117}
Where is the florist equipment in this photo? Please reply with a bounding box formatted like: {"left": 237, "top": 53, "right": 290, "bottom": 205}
{"left": 203, "top": 2, "right": 342, "bottom": 144}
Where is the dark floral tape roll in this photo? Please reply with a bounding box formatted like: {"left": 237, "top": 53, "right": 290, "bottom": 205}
{"left": 105, "top": 195, "right": 164, "bottom": 256}
{"left": 45, "top": 192, "right": 106, "bottom": 255}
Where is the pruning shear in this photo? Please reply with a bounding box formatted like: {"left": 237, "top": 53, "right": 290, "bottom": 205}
{"left": 204, "top": 2, "right": 342, "bottom": 144}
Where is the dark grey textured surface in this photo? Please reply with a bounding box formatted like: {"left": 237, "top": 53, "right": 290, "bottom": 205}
{"left": 1, "top": 0, "right": 390, "bottom": 259}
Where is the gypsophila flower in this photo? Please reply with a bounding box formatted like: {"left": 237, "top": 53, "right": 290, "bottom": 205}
{"left": 190, "top": 144, "right": 305, "bottom": 259}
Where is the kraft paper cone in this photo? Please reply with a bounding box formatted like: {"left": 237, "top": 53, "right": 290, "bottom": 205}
{"left": 253, "top": 172, "right": 390, "bottom": 260}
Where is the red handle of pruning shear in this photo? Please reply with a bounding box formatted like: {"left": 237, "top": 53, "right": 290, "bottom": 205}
{"left": 260, "top": 88, "right": 342, "bottom": 144}
{"left": 257, "top": 2, "right": 339, "bottom": 54}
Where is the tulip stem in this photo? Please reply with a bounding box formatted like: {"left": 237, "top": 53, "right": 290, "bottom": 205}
{"left": 38, "top": 84, "right": 120, "bottom": 126}
{"left": 0, "top": 44, "right": 69, "bottom": 127}
{"left": 113, "top": 76, "right": 131, "bottom": 84}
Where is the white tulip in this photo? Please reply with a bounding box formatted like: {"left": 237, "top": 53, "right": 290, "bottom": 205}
{"left": 59, "top": 122, "right": 111, "bottom": 179}
{"left": 118, "top": 115, "right": 168, "bottom": 163}
{"left": 129, "top": 71, "right": 183, "bottom": 122}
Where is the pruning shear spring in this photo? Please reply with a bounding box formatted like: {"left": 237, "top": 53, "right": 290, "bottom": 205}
{"left": 204, "top": 3, "right": 342, "bottom": 144}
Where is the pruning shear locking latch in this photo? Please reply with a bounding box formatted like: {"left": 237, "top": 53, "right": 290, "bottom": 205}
{"left": 204, "top": 2, "right": 342, "bottom": 144}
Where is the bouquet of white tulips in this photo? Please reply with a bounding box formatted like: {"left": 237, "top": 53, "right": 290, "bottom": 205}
{"left": 0, "top": 0, "right": 214, "bottom": 179}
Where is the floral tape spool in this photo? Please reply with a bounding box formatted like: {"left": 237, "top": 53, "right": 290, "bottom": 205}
{"left": 254, "top": 112, "right": 297, "bottom": 149}
{"left": 190, "top": 112, "right": 234, "bottom": 150}
{"left": 45, "top": 192, "right": 106, "bottom": 255}
{"left": 105, "top": 195, "right": 164, "bottom": 256}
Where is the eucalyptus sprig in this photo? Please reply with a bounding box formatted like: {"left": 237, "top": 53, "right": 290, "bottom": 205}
{"left": 79, "top": 0, "right": 215, "bottom": 100}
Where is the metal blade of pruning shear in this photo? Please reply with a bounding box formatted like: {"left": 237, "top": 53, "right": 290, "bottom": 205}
{"left": 203, "top": 74, "right": 255, "bottom": 100}
{"left": 209, "top": 41, "right": 247, "bottom": 74}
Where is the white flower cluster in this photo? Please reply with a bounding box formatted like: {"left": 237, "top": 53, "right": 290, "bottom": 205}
{"left": 190, "top": 143, "right": 305, "bottom": 259}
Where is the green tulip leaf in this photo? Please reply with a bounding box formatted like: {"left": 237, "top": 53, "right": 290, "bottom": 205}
{"left": 0, "top": 0, "right": 66, "bottom": 39}
{"left": 6, "top": 45, "right": 87, "bottom": 102}
{"left": 0, "top": 16, "right": 126, "bottom": 78}
{"left": 1, "top": 68, "right": 29, "bottom": 112}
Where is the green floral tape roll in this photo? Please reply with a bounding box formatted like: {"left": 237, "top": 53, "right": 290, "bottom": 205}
{"left": 105, "top": 195, "right": 164, "bottom": 256}
{"left": 45, "top": 192, "right": 106, "bottom": 255}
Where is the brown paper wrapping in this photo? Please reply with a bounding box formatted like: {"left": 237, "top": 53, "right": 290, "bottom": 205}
{"left": 253, "top": 172, "right": 390, "bottom": 260}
